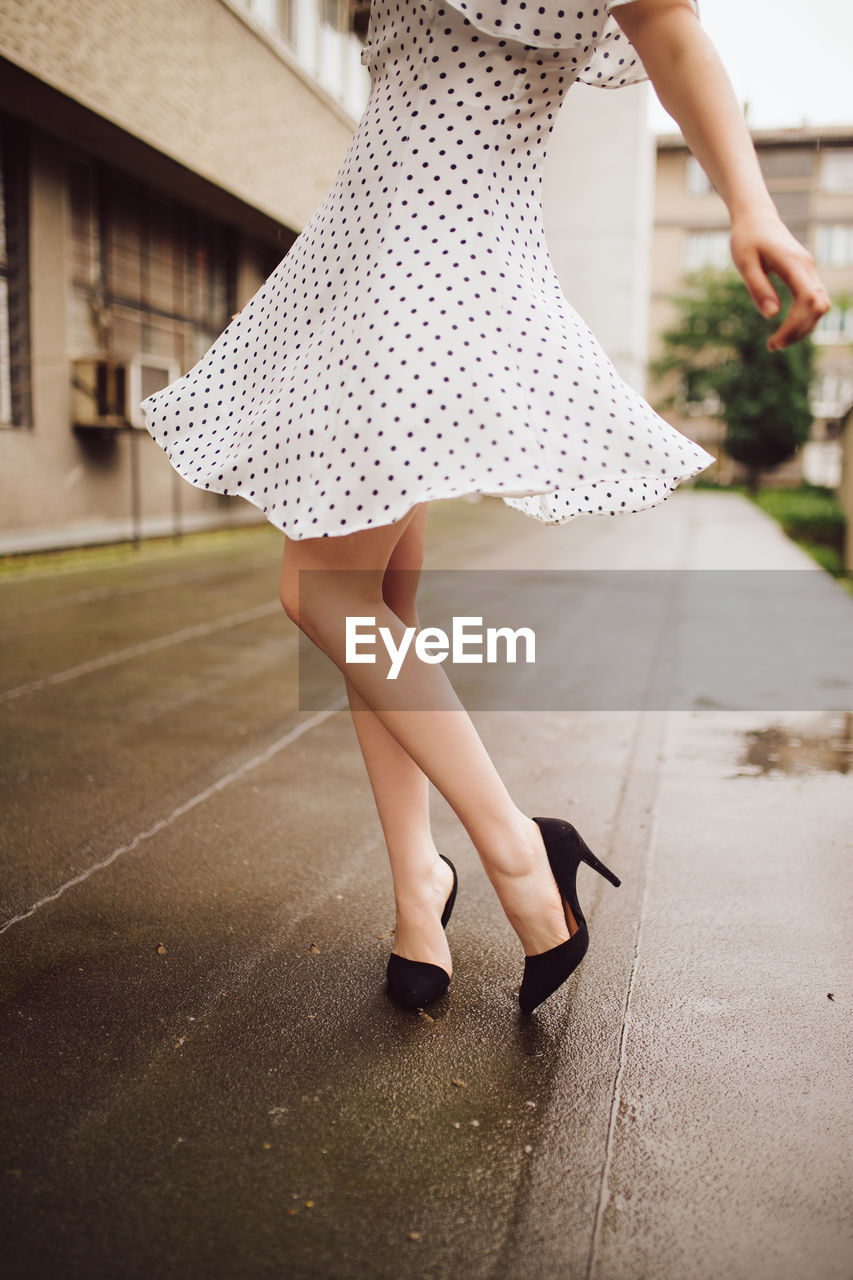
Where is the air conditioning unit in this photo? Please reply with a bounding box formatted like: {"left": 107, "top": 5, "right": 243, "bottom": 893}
{"left": 71, "top": 355, "right": 181, "bottom": 431}
{"left": 128, "top": 354, "right": 181, "bottom": 429}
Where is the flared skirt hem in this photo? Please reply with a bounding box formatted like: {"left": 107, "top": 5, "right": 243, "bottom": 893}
{"left": 144, "top": 429, "right": 716, "bottom": 540}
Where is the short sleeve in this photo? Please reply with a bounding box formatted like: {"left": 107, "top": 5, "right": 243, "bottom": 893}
{"left": 429, "top": 0, "right": 700, "bottom": 90}
{"left": 578, "top": 0, "right": 700, "bottom": 88}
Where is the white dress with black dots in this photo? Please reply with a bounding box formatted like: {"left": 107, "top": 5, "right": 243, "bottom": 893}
{"left": 140, "top": 0, "right": 715, "bottom": 540}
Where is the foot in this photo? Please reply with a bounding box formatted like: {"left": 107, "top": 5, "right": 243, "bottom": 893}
{"left": 391, "top": 853, "right": 455, "bottom": 975}
{"left": 490, "top": 818, "right": 578, "bottom": 957}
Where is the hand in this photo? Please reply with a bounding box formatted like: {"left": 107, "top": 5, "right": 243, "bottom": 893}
{"left": 729, "top": 211, "right": 832, "bottom": 352}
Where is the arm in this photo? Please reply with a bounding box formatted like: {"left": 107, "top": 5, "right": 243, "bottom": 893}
{"left": 611, "top": 0, "right": 831, "bottom": 350}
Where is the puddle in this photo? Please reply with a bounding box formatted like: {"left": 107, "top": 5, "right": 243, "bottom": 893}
{"left": 736, "top": 712, "right": 853, "bottom": 776}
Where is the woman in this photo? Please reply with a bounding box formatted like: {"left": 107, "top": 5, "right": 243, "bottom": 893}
{"left": 141, "top": 0, "right": 830, "bottom": 1013}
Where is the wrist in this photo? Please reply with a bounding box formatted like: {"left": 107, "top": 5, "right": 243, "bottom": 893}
{"left": 727, "top": 192, "right": 779, "bottom": 226}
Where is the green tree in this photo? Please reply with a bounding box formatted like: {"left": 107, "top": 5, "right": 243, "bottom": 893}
{"left": 650, "top": 267, "right": 816, "bottom": 493}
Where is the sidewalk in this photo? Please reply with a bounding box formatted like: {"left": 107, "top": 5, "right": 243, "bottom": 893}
{"left": 1, "top": 490, "right": 851, "bottom": 1280}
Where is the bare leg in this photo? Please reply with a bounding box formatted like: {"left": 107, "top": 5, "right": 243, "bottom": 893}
{"left": 345, "top": 505, "right": 454, "bottom": 972}
{"left": 280, "top": 505, "right": 575, "bottom": 957}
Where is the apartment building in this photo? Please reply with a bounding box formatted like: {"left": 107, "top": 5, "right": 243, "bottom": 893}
{"left": 0, "top": 0, "right": 367, "bottom": 550}
{"left": 652, "top": 126, "right": 853, "bottom": 489}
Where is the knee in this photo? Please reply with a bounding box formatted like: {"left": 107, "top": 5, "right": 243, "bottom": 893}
{"left": 279, "top": 585, "right": 325, "bottom": 652}
{"left": 279, "top": 577, "right": 300, "bottom": 626}
{"left": 279, "top": 558, "right": 315, "bottom": 630}
{"left": 280, "top": 574, "right": 370, "bottom": 650}
{"left": 387, "top": 601, "right": 420, "bottom": 630}
{"left": 279, "top": 573, "right": 318, "bottom": 637}
{"left": 382, "top": 579, "right": 420, "bottom": 629}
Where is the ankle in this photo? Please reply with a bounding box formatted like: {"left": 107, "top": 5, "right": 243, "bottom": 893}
{"left": 481, "top": 815, "right": 546, "bottom": 882}
{"left": 393, "top": 851, "right": 452, "bottom": 914}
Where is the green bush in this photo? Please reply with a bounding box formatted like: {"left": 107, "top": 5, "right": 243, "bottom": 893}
{"left": 752, "top": 486, "right": 845, "bottom": 552}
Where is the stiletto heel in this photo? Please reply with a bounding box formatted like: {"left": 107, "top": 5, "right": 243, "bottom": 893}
{"left": 577, "top": 843, "right": 621, "bottom": 889}
{"left": 386, "top": 853, "right": 458, "bottom": 1009}
{"left": 518, "top": 817, "right": 620, "bottom": 1015}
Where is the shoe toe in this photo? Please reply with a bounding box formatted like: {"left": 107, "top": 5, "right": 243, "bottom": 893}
{"left": 518, "top": 931, "right": 588, "bottom": 1014}
{"left": 386, "top": 954, "right": 450, "bottom": 1008}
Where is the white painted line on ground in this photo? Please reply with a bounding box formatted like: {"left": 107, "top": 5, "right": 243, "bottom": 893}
{"left": 0, "top": 600, "right": 282, "bottom": 704}
{"left": 0, "top": 698, "right": 348, "bottom": 936}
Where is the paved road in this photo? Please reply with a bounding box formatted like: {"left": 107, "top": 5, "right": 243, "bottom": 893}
{"left": 1, "top": 492, "right": 851, "bottom": 1280}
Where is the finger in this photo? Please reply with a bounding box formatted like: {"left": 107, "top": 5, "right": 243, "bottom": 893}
{"left": 763, "top": 253, "right": 831, "bottom": 349}
{"left": 768, "top": 303, "right": 810, "bottom": 350}
{"left": 734, "top": 246, "right": 781, "bottom": 318}
{"left": 768, "top": 278, "right": 831, "bottom": 350}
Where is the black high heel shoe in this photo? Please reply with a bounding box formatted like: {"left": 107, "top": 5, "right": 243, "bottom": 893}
{"left": 519, "top": 817, "right": 620, "bottom": 1015}
{"left": 386, "top": 853, "right": 458, "bottom": 1009}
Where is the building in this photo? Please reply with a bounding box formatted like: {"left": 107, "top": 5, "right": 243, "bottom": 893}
{"left": 543, "top": 80, "right": 655, "bottom": 396}
{"left": 0, "top": 0, "right": 656, "bottom": 553}
{"left": 0, "top": 0, "right": 367, "bottom": 551}
{"left": 652, "top": 126, "right": 853, "bottom": 489}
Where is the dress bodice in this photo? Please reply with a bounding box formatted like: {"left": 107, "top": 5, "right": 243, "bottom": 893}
{"left": 361, "top": 0, "right": 699, "bottom": 89}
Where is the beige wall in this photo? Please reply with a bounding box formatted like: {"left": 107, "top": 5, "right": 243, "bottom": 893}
{"left": 543, "top": 82, "right": 653, "bottom": 391}
{"left": 0, "top": 0, "right": 356, "bottom": 232}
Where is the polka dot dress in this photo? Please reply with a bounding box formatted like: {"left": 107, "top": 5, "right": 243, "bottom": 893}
{"left": 140, "top": 0, "right": 714, "bottom": 540}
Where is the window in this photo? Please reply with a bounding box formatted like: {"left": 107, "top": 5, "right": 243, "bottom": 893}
{"left": 683, "top": 230, "right": 730, "bottom": 272}
{"left": 814, "top": 306, "right": 852, "bottom": 344}
{"left": 67, "top": 157, "right": 238, "bottom": 375}
{"left": 820, "top": 148, "right": 853, "bottom": 194}
{"left": 811, "top": 371, "right": 853, "bottom": 417}
{"left": 247, "top": 0, "right": 295, "bottom": 44}
{"left": 350, "top": 0, "right": 371, "bottom": 38}
{"left": 685, "top": 155, "right": 713, "bottom": 196}
{"left": 0, "top": 114, "right": 32, "bottom": 428}
{"left": 815, "top": 224, "right": 853, "bottom": 268}
{"left": 322, "top": 0, "right": 344, "bottom": 27}
{"left": 758, "top": 148, "right": 813, "bottom": 182}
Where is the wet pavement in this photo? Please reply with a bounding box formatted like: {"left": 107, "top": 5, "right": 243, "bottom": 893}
{"left": 1, "top": 491, "right": 851, "bottom": 1279}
